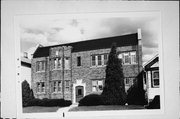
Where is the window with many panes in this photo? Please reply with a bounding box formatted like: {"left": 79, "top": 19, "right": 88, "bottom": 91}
{"left": 53, "top": 58, "right": 62, "bottom": 70}
{"left": 97, "top": 55, "right": 102, "bottom": 66}
{"left": 91, "top": 55, "right": 96, "bottom": 66}
{"left": 52, "top": 81, "right": 62, "bottom": 93}
{"left": 152, "top": 71, "right": 159, "bottom": 87}
{"left": 65, "top": 80, "right": 70, "bottom": 91}
{"left": 36, "top": 82, "right": 45, "bottom": 93}
{"left": 104, "top": 54, "right": 108, "bottom": 65}
{"left": 118, "top": 51, "right": 137, "bottom": 65}
{"left": 124, "top": 77, "right": 135, "bottom": 86}
{"left": 91, "top": 54, "right": 108, "bottom": 67}
{"left": 36, "top": 61, "right": 46, "bottom": 72}
{"left": 65, "top": 57, "right": 70, "bottom": 69}
{"left": 92, "top": 80, "right": 103, "bottom": 92}
{"left": 124, "top": 53, "right": 130, "bottom": 64}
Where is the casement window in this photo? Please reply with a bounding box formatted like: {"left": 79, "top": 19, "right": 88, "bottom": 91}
{"left": 77, "top": 56, "right": 81, "bottom": 66}
{"left": 91, "top": 55, "right": 96, "bottom": 66}
{"left": 52, "top": 81, "right": 62, "bottom": 93}
{"left": 91, "top": 54, "right": 108, "bottom": 67}
{"left": 92, "top": 80, "right": 104, "bottom": 92}
{"left": 124, "top": 77, "right": 135, "bottom": 86}
{"left": 125, "top": 78, "right": 130, "bottom": 85}
{"left": 57, "top": 58, "right": 62, "bottom": 69}
{"left": 55, "top": 51, "right": 59, "bottom": 56}
{"left": 65, "top": 57, "right": 70, "bottom": 69}
{"left": 36, "top": 61, "right": 46, "bottom": 72}
{"left": 97, "top": 55, "right": 102, "bottom": 66}
{"left": 57, "top": 81, "right": 62, "bottom": 92}
{"left": 104, "top": 54, "right": 108, "bottom": 65}
{"left": 37, "top": 82, "right": 45, "bottom": 93}
{"left": 130, "top": 52, "right": 136, "bottom": 64}
{"left": 53, "top": 58, "right": 62, "bottom": 70}
{"left": 118, "top": 51, "right": 137, "bottom": 65}
{"left": 152, "top": 71, "right": 159, "bottom": 87}
{"left": 65, "top": 80, "right": 70, "bottom": 91}
{"left": 53, "top": 82, "right": 57, "bottom": 92}
{"left": 124, "top": 53, "right": 130, "bottom": 64}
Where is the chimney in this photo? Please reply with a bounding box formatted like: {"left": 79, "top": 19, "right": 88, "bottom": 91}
{"left": 138, "top": 28, "right": 142, "bottom": 45}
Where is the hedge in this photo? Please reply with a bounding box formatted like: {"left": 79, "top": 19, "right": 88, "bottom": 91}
{"left": 145, "top": 95, "right": 160, "bottom": 109}
{"left": 79, "top": 94, "right": 104, "bottom": 106}
{"left": 127, "top": 85, "right": 147, "bottom": 105}
{"left": 27, "top": 98, "right": 72, "bottom": 107}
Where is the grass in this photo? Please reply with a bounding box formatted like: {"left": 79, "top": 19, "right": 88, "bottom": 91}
{"left": 23, "top": 106, "right": 60, "bottom": 113}
{"left": 69, "top": 105, "right": 145, "bottom": 112}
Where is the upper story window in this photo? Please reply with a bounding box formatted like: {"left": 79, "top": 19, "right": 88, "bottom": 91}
{"left": 53, "top": 58, "right": 62, "bottom": 70}
{"left": 77, "top": 56, "right": 81, "bottom": 66}
{"left": 37, "top": 82, "right": 45, "bottom": 93}
{"left": 152, "top": 71, "right": 159, "bottom": 88}
{"left": 118, "top": 51, "right": 137, "bottom": 65}
{"left": 91, "top": 54, "right": 109, "bottom": 67}
{"left": 104, "top": 54, "right": 108, "bottom": 65}
{"left": 53, "top": 57, "right": 70, "bottom": 70}
{"left": 55, "top": 51, "right": 59, "bottom": 56}
{"left": 91, "top": 55, "right": 96, "bottom": 66}
{"left": 97, "top": 55, "right": 102, "bottom": 66}
{"left": 65, "top": 57, "right": 70, "bottom": 69}
{"left": 36, "top": 61, "right": 46, "bottom": 72}
{"left": 92, "top": 80, "right": 104, "bottom": 92}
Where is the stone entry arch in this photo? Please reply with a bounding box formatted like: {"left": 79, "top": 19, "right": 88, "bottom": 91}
{"left": 73, "top": 79, "right": 86, "bottom": 103}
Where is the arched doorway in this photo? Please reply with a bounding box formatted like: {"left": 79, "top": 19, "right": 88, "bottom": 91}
{"left": 75, "top": 86, "right": 84, "bottom": 102}
{"left": 73, "top": 79, "right": 86, "bottom": 103}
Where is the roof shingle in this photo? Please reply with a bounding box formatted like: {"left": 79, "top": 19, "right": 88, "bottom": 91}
{"left": 33, "top": 33, "right": 138, "bottom": 58}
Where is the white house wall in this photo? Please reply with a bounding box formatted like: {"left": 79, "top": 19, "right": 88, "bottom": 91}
{"left": 21, "top": 65, "right": 31, "bottom": 87}
{"left": 146, "top": 70, "right": 160, "bottom": 101}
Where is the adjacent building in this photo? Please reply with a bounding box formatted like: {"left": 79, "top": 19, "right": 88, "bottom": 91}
{"left": 31, "top": 30, "right": 143, "bottom": 103}
{"left": 21, "top": 55, "right": 31, "bottom": 87}
{"left": 143, "top": 54, "right": 160, "bottom": 102}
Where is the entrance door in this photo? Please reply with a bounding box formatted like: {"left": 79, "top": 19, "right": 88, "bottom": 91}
{"left": 76, "top": 86, "right": 84, "bottom": 102}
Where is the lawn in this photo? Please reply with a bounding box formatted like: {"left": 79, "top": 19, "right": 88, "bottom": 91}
{"left": 23, "top": 106, "right": 60, "bottom": 113}
{"left": 69, "top": 105, "right": 145, "bottom": 112}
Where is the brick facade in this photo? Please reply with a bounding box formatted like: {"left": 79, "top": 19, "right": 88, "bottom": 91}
{"left": 31, "top": 33, "right": 142, "bottom": 103}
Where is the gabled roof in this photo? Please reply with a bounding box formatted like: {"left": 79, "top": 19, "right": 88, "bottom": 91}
{"left": 143, "top": 54, "right": 159, "bottom": 70}
{"left": 33, "top": 33, "right": 138, "bottom": 58}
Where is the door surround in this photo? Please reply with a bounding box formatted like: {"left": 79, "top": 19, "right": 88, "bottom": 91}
{"left": 73, "top": 79, "right": 86, "bottom": 103}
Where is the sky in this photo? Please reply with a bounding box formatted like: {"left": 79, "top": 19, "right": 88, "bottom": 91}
{"left": 20, "top": 15, "right": 160, "bottom": 65}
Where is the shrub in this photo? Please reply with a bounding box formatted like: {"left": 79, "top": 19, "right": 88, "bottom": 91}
{"left": 79, "top": 94, "right": 104, "bottom": 106}
{"left": 22, "top": 80, "right": 34, "bottom": 107}
{"left": 28, "top": 98, "right": 72, "bottom": 107}
{"left": 127, "top": 71, "right": 147, "bottom": 106}
{"left": 145, "top": 95, "right": 160, "bottom": 109}
{"left": 127, "top": 85, "right": 147, "bottom": 105}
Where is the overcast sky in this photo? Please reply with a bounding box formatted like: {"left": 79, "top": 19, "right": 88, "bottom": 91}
{"left": 20, "top": 15, "right": 160, "bottom": 64}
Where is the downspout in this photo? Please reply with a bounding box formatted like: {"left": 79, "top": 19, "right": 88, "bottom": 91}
{"left": 62, "top": 46, "right": 65, "bottom": 99}
{"left": 70, "top": 47, "right": 73, "bottom": 102}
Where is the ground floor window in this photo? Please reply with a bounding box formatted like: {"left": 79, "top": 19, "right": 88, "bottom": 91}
{"left": 152, "top": 70, "right": 159, "bottom": 87}
{"left": 52, "top": 81, "right": 62, "bottom": 93}
{"left": 65, "top": 80, "right": 70, "bottom": 91}
{"left": 36, "top": 82, "right": 45, "bottom": 93}
{"left": 124, "top": 77, "right": 136, "bottom": 86}
{"left": 92, "top": 79, "right": 104, "bottom": 92}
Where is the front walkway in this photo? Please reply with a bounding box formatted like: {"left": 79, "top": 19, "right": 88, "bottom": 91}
{"left": 57, "top": 103, "right": 79, "bottom": 113}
